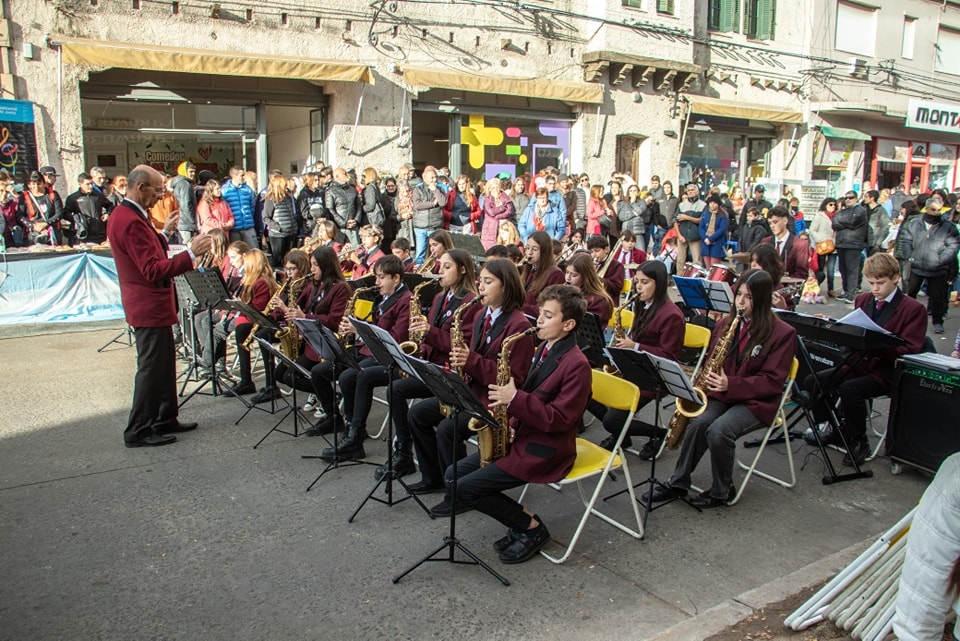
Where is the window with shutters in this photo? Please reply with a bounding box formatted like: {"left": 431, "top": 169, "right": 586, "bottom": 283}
{"left": 622, "top": 0, "right": 643, "bottom": 8}
{"left": 657, "top": 0, "right": 675, "bottom": 14}
{"left": 708, "top": 0, "right": 741, "bottom": 33}
{"left": 744, "top": 0, "right": 776, "bottom": 40}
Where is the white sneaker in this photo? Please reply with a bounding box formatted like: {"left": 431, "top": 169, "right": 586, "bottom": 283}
{"left": 314, "top": 407, "right": 326, "bottom": 419}
{"left": 303, "top": 394, "right": 318, "bottom": 411}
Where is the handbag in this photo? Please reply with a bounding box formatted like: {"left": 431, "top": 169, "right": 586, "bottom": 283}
{"left": 815, "top": 238, "right": 835, "bottom": 255}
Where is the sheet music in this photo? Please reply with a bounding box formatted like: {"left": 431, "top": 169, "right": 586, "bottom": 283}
{"left": 703, "top": 280, "right": 734, "bottom": 313}
{"left": 642, "top": 351, "right": 703, "bottom": 405}
{"left": 837, "top": 308, "right": 891, "bottom": 335}
{"left": 350, "top": 318, "right": 423, "bottom": 380}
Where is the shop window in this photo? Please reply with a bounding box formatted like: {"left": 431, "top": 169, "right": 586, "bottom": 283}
{"left": 928, "top": 143, "right": 958, "bottom": 191}
{"left": 458, "top": 115, "right": 571, "bottom": 183}
{"left": 835, "top": 1, "right": 877, "bottom": 58}
{"left": 935, "top": 28, "right": 960, "bottom": 76}
{"left": 680, "top": 130, "right": 742, "bottom": 191}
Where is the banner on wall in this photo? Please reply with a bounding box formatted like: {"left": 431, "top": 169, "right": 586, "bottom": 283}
{"left": 0, "top": 99, "right": 39, "bottom": 183}
{"left": 127, "top": 140, "right": 239, "bottom": 177}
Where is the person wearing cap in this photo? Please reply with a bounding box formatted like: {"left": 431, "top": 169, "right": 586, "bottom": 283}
{"left": 738, "top": 184, "right": 773, "bottom": 231}
{"left": 898, "top": 195, "right": 960, "bottom": 334}
{"left": 698, "top": 194, "right": 729, "bottom": 268}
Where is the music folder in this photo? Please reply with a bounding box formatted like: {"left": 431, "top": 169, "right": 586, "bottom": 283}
{"left": 349, "top": 318, "right": 422, "bottom": 380}
{"left": 402, "top": 355, "right": 498, "bottom": 430}
{"left": 223, "top": 300, "right": 282, "bottom": 332}
{"left": 607, "top": 347, "right": 703, "bottom": 406}
{"left": 294, "top": 319, "right": 362, "bottom": 370}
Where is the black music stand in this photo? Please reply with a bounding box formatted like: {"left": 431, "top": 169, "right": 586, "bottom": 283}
{"left": 449, "top": 231, "right": 488, "bottom": 264}
{"left": 97, "top": 325, "right": 135, "bottom": 352}
{"left": 576, "top": 312, "right": 608, "bottom": 369}
{"left": 602, "top": 348, "right": 704, "bottom": 519}
{"left": 177, "top": 269, "right": 231, "bottom": 407}
{"left": 222, "top": 299, "right": 282, "bottom": 414}
{"left": 250, "top": 336, "right": 312, "bottom": 447}
{"left": 391, "top": 357, "right": 509, "bottom": 587}
{"left": 301, "top": 322, "right": 372, "bottom": 492}
{"left": 346, "top": 319, "right": 433, "bottom": 521}
{"left": 173, "top": 273, "right": 201, "bottom": 374}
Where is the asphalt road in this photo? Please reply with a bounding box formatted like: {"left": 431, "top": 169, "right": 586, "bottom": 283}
{"left": 0, "top": 290, "right": 949, "bottom": 640}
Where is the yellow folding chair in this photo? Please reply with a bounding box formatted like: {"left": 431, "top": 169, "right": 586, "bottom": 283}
{"left": 519, "top": 370, "right": 645, "bottom": 564}
{"left": 730, "top": 357, "right": 800, "bottom": 505}
{"left": 607, "top": 308, "right": 634, "bottom": 330}
{"left": 346, "top": 297, "right": 390, "bottom": 438}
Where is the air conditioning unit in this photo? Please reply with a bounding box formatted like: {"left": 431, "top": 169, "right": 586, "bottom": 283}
{"left": 848, "top": 57, "right": 868, "bottom": 77}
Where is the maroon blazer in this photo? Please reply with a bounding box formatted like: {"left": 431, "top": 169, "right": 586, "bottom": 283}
{"left": 585, "top": 293, "right": 613, "bottom": 328}
{"left": 351, "top": 247, "right": 385, "bottom": 280}
{"left": 402, "top": 257, "right": 416, "bottom": 273}
{"left": 761, "top": 234, "right": 810, "bottom": 280}
{"left": 601, "top": 258, "right": 626, "bottom": 303}
{"left": 297, "top": 279, "right": 350, "bottom": 362}
{"left": 522, "top": 266, "right": 565, "bottom": 316}
{"left": 464, "top": 308, "right": 535, "bottom": 403}
{"left": 107, "top": 200, "right": 195, "bottom": 327}
{"left": 235, "top": 278, "right": 273, "bottom": 326}
{"left": 419, "top": 290, "right": 480, "bottom": 365}
{"left": 853, "top": 290, "right": 927, "bottom": 394}
{"left": 497, "top": 335, "right": 592, "bottom": 484}
{"left": 631, "top": 299, "right": 686, "bottom": 361}
{"left": 710, "top": 313, "right": 797, "bottom": 425}
{"left": 357, "top": 287, "right": 412, "bottom": 358}
{"left": 614, "top": 247, "right": 647, "bottom": 267}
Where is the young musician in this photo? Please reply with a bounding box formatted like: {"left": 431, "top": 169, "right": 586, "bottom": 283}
{"left": 761, "top": 206, "right": 809, "bottom": 280}
{"left": 407, "top": 258, "right": 535, "bottom": 498}
{"left": 390, "top": 237, "right": 416, "bottom": 273}
{"left": 375, "top": 249, "right": 480, "bottom": 479}
{"left": 422, "top": 229, "right": 453, "bottom": 274}
{"left": 804, "top": 253, "right": 927, "bottom": 466}
{"left": 252, "top": 246, "right": 349, "bottom": 408}
{"left": 195, "top": 249, "right": 276, "bottom": 386}
{"left": 613, "top": 229, "right": 647, "bottom": 281}
{"left": 587, "top": 235, "right": 625, "bottom": 303}
{"left": 448, "top": 284, "right": 592, "bottom": 563}
{"left": 564, "top": 253, "right": 614, "bottom": 327}
{"left": 322, "top": 254, "right": 413, "bottom": 461}
{"left": 242, "top": 249, "right": 310, "bottom": 399}
{"left": 592, "top": 260, "right": 685, "bottom": 458}
{"left": 349, "top": 224, "right": 386, "bottom": 279}
{"left": 750, "top": 243, "right": 793, "bottom": 310}
{"left": 521, "top": 230, "right": 564, "bottom": 316}
{"left": 649, "top": 269, "right": 796, "bottom": 508}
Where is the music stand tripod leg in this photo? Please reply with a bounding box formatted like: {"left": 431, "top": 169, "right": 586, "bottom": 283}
{"left": 348, "top": 366, "right": 433, "bottom": 522}
{"left": 392, "top": 406, "right": 510, "bottom": 586}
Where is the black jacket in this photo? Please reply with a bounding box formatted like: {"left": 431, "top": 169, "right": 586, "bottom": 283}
{"left": 263, "top": 194, "right": 299, "bottom": 238}
{"left": 63, "top": 189, "right": 112, "bottom": 243}
{"left": 832, "top": 204, "right": 868, "bottom": 250}
{"left": 324, "top": 181, "right": 360, "bottom": 229}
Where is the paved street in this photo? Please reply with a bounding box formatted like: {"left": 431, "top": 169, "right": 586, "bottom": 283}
{"left": 0, "top": 291, "right": 950, "bottom": 640}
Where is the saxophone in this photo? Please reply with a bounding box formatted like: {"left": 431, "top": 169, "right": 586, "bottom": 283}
{"left": 468, "top": 327, "right": 537, "bottom": 467}
{"left": 338, "top": 285, "right": 379, "bottom": 345}
{"left": 664, "top": 307, "right": 744, "bottom": 449}
{"left": 399, "top": 280, "right": 433, "bottom": 355}
{"left": 241, "top": 277, "right": 299, "bottom": 352}
{"left": 604, "top": 290, "right": 640, "bottom": 375}
{"left": 274, "top": 276, "right": 308, "bottom": 359}
{"left": 449, "top": 297, "right": 480, "bottom": 377}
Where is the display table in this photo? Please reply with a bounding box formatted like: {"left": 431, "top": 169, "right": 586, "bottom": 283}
{"left": 0, "top": 249, "right": 124, "bottom": 325}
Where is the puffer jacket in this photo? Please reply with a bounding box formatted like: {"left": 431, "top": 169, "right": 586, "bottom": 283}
{"left": 324, "top": 181, "right": 360, "bottom": 230}
{"left": 263, "top": 194, "right": 299, "bottom": 238}
{"left": 832, "top": 204, "right": 868, "bottom": 250}
{"left": 898, "top": 214, "right": 960, "bottom": 277}
{"left": 171, "top": 175, "right": 197, "bottom": 233}
{"left": 617, "top": 199, "right": 647, "bottom": 235}
{"left": 221, "top": 180, "right": 256, "bottom": 231}
{"left": 411, "top": 183, "right": 444, "bottom": 229}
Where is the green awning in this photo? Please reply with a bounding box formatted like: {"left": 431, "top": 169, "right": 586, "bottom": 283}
{"left": 819, "top": 125, "right": 871, "bottom": 141}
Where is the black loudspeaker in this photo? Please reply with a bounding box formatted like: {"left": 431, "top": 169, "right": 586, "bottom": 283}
{"left": 887, "top": 359, "right": 960, "bottom": 474}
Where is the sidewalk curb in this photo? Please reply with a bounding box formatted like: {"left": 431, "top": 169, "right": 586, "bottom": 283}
{"left": 641, "top": 538, "right": 870, "bottom": 641}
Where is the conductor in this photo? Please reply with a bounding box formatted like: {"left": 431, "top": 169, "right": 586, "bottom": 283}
{"left": 108, "top": 165, "right": 212, "bottom": 448}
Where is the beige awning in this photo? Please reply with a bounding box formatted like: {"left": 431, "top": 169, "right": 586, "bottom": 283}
{"left": 401, "top": 65, "right": 603, "bottom": 105}
{"left": 54, "top": 36, "right": 374, "bottom": 84}
{"left": 688, "top": 95, "right": 802, "bottom": 124}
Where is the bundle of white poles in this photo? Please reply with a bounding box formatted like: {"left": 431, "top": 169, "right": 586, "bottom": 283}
{"left": 785, "top": 507, "right": 916, "bottom": 640}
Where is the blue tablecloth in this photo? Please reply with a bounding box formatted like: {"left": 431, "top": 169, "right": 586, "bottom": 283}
{"left": 0, "top": 252, "right": 125, "bottom": 325}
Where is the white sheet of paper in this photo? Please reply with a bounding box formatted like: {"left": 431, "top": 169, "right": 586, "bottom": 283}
{"left": 837, "top": 308, "right": 891, "bottom": 335}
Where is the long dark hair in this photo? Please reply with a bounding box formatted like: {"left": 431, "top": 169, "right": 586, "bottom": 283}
{"left": 630, "top": 260, "right": 669, "bottom": 338}
{"left": 735, "top": 269, "right": 775, "bottom": 347}
{"left": 312, "top": 245, "right": 346, "bottom": 287}
{"left": 567, "top": 253, "right": 612, "bottom": 309}
{"left": 482, "top": 258, "right": 525, "bottom": 313}
{"left": 444, "top": 248, "right": 478, "bottom": 298}
{"left": 526, "top": 230, "right": 558, "bottom": 299}
{"left": 750, "top": 243, "right": 784, "bottom": 286}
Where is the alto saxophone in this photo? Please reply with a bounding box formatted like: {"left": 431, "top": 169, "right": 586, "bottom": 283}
{"left": 468, "top": 327, "right": 537, "bottom": 467}
{"left": 604, "top": 290, "right": 640, "bottom": 376}
{"left": 664, "top": 306, "right": 744, "bottom": 449}
{"left": 241, "top": 276, "right": 299, "bottom": 352}
{"left": 274, "top": 276, "right": 308, "bottom": 359}
{"left": 449, "top": 297, "right": 481, "bottom": 377}
{"left": 338, "top": 285, "right": 379, "bottom": 345}
{"left": 399, "top": 280, "right": 433, "bottom": 356}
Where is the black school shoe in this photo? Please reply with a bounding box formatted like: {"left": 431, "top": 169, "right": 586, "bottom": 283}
{"left": 498, "top": 521, "right": 551, "bottom": 564}
{"left": 688, "top": 487, "right": 736, "bottom": 509}
{"left": 842, "top": 439, "right": 871, "bottom": 467}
